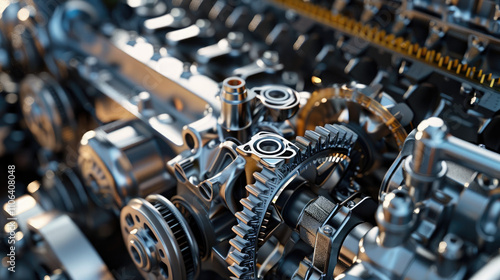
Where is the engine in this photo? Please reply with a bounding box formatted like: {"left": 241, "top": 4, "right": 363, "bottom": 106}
{"left": 1, "top": 0, "right": 500, "bottom": 279}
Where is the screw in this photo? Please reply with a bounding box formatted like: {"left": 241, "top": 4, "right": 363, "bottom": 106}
{"left": 477, "top": 173, "right": 499, "bottom": 190}
{"left": 323, "top": 225, "right": 334, "bottom": 236}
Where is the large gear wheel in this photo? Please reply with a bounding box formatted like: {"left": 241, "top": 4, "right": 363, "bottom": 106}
{"left": 296, "top": 84, "right": 408, "bottom": 174}
{"left": 227, "top": 124, "right": 358, "bottom": 279}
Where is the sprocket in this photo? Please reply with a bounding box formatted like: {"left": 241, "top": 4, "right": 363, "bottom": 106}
{"left": 227, "top": 124, "right": 358, "bottom": 279}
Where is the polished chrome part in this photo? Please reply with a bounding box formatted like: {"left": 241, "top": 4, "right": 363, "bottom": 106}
{"left": 196, "top": 32, "right": 251, "bottom": 64}
{"left": 236, "top": 131, "right": 298, "bottom": 168}
{"left": 232, "top": 50, "right": 285, "bottom": 79}
{"left": 219, "top": 77, "right": 255, "bottom": 132}
{"left": 375, "top": 190, "right": 415, "bottom": 247}
{"left": 253, "top": 85, "right": 300, "bottom": 122}
{"left": 339, "top": 118, "right": 500, "bottom": 280}
{"left": 78, "top": 120, "right": 174, "bottom": 211}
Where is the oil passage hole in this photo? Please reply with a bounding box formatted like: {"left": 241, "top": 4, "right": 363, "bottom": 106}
{"left": 227, "top": 79, "right": 242, "bottom": 86}
{"left": 268, "top": 90, "right": 286, "bottom": 99}
{"left": 257, "top": 139, "right": 281, "bottom": 154}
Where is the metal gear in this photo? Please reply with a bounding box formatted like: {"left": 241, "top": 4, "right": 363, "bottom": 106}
{"left": 120, "top": 194, "right": 200, "bottom": 280}
{"left": 296, "top": 84, "right": 408, "bottom": 174}
{"left": 227, "top": 124, "right": 358, "bottom": 279}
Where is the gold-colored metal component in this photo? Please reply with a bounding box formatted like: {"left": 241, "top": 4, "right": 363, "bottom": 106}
{"left": 296, "top": 85, "right": 408, "bottom": 149}
{"left": 271, "top": 0, "right": 498, "bottom": 90}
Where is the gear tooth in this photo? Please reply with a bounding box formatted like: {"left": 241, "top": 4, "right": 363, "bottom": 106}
{"left": 296, "top": 136, "right": 311, "bottom": 148}
{"left": 232, "top": 223, "right": 255, "bottom": 237}
{"left": 333, "top": 125, "right": 347, "bottom": 143}
{"left": 254, "top": 181, "right": 269, "bottom": 191}
{"left": 248, "top": 194, "right": 261, "bottom": 203}
{"left": 325, "top": 123, "right": 339, "bottom": 130}
{"left": 229, "top": 237, "right": 249, "bottom": 252}
{"left": 305, "top": 130, "right": 323, "bottom": 151}
{"left": 341, "top": 126, "right": 358, "bottom": 144}
{"left": 229, "top": 124, "right": 357, "bottom": 280}
{"left": 260, "top": 168, "right": 276, "bottom": 180}
{"left": 231, "top": 236, "right": 246, "bottom": 249}
{"left": 246, "top": 183, "right": 268, "bottom": 198}
{"left": 315, "top": 126, "right": 332, "bottom": 144}
{"left": 241, "top": 197, "right": 257, "bottom": 211}
{"left": 305, "top": 130, "right": 322, "bottom": 143}
{"left": 241, "top": 194, "right": 263, "bottom": 211}
{"left": 229, "top": 264, "right": 248, "bottom": 278}
{"left": 242, "top": 207, "right": 257, "bottom": 217}
{"left": 246, "top": 185, "right": 261, "bottom": 197}
{"left": 235, "top": 211, "right": 255, "bottom": 225}
{"left": 325, "top": 124, "right": 340, "bottom": 141}
{"left": 253, "top": 172, "right": 270, "bottom": 184}
{"left": 229, "top": 251, "right": 249, "bottom": 265}
{"left": 232, "top": 224, "right": 249, "bottom": 238}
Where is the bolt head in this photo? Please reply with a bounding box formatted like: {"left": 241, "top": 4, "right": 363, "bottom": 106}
{"left": 227, "top": 32, "right": 244, "bottom": 48}
{"left": 323, "top": 225, "right": 334, "bottom": 236}
{"left": 262, "top": 51, "right": 279, "bottom": 66}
